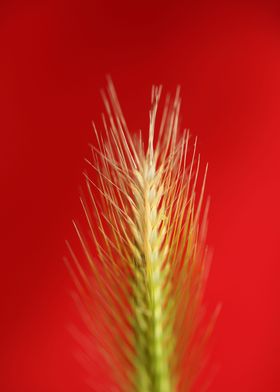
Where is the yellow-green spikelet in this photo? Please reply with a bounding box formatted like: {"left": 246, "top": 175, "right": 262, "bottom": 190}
{"left": 67, "top": 79, "right": 217, "bottom": 392}
{"left": 131, "top": 158, "right": 173, "bottom": 392}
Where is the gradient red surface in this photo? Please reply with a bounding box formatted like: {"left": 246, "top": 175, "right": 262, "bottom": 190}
{"left": 1, "top": 1, "right": 280, "bottom": 391}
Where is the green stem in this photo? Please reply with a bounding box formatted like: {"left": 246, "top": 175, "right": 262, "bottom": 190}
{"left": 132, "top": 160, "right": 172, "bottom": 392}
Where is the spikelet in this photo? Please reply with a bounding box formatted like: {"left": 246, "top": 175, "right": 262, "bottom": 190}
{"left": 65, "top": 79, "right": 218, "bottom": 391}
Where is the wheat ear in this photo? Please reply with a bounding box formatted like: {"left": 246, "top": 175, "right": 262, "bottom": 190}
{"left": 65, "top": 79, "right": 217, "bottom": 391}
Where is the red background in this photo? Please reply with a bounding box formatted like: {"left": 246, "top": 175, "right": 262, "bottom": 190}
{"left": 1, "top": 1, "right": 280, "bottom": 391}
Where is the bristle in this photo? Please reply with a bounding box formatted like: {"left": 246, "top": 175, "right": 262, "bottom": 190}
{"left": 68, "top": 80, "right": 215, "bottom": 391}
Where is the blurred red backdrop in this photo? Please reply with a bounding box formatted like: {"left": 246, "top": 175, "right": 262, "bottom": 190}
{"left": 0, "top": 0, "right": 280, "bottom": 391}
